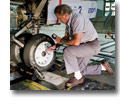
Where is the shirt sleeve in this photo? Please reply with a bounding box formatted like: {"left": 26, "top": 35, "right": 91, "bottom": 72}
{"left": 72, "top": 15, "right": 85, "bottom": 34}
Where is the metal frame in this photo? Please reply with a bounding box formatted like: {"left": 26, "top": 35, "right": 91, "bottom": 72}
{"left": 12, "top": 0, "right": 47, "bottom": 47}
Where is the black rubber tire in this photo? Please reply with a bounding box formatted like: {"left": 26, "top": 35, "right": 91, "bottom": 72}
{"left": 10, "top": 33, "right": 33, "bottom": 64}
{"left": 10, "top": 42, "right": 22, "bottom": 64}
{"left": 23, "top": 34, "right": 56, "bottom": 72}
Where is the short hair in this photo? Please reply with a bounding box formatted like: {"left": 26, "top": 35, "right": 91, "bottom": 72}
{"left": 54, "top": 4, "right": 72, "bottom": 16}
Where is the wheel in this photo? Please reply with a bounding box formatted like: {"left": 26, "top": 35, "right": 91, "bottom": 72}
{"left": 10, "top": 42, "right": 22, "bottom": 64}
{"left": 23, "top": 34, "right": 56, "bottom": 72}
{"left": 10, "top": 33, "right": 33, "bottom": 64}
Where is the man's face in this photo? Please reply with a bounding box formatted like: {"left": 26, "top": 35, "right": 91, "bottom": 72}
{"left": 55, "top": 13, "right": 70, "bottom": 24}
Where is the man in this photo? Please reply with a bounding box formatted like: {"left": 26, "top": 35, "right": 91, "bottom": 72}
{"left": 48, "top": 4, "right": 113, "bottom": 87}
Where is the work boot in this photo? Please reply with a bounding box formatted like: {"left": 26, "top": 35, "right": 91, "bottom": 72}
{"left": 66, "top": 77, "right": 84, "bottom": 87}
{"left": 102, "top": 61, "right": 113, "bottom": 75}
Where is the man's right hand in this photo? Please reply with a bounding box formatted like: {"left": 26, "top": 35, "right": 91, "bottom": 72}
{"left": 47, "top": 45, "right": 57, "bottom": 51}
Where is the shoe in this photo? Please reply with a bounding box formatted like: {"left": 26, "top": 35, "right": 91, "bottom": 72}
{"left": 66, "top": 77, "right": 84, "bottom": 87}
{"left": 102, "top": 61, "right": 113, "bottom": 75}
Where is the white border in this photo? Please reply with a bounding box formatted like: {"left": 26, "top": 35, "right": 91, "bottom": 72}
{"left": 0, "top": 0, "right": 120, "bottom": 105}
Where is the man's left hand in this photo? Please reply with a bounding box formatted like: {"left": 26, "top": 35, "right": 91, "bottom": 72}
{"left": 54, "top": 35, "right": 61, "bottom": 43}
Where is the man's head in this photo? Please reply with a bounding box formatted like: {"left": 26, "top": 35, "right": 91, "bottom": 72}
{"left": 54, "top": 4, "right": 72, "bottom": 24}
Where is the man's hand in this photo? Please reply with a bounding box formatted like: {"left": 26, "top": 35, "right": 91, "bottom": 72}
{"left": 54, "top": 35, "right": 61, "bottom": 43}
{"left": 47, "top": 45, "right": 57, "bottom": 51}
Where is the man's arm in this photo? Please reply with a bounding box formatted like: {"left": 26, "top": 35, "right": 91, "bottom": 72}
{"left": 62, "top": 32, "right": 69, "bottom": 40}
{"left": 60, "top": 32, "right": 83, "bottom": 46}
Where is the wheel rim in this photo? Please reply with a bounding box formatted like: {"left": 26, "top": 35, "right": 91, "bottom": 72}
{"left": 34, "top": 41, "right": 54, "bottom": 67}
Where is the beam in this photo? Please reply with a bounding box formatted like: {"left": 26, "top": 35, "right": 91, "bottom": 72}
{"left": 33, "top": 0, "right": 47, "bottom": 18}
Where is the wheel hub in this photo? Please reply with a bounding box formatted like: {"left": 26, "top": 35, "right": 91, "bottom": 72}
{"left": 34, "top": 41, "right": 54, "bottom": 67}
{"left": 42, "top": 51, "right": 46, "bottom": 57}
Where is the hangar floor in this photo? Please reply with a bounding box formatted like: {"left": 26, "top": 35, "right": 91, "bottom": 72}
{"left": 10, "top": 33, "right": 115, "bottom": 90}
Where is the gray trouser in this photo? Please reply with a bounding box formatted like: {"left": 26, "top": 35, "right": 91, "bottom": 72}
{"left": 63, "top": 39, "right": 101, "bottom": 75}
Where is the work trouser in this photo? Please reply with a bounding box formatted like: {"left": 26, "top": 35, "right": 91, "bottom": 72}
{"left": 63, "top": 39, "right": 101, "bottom": 75}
